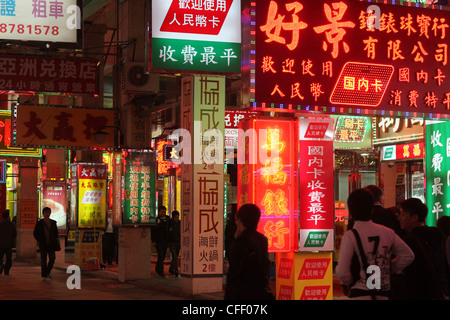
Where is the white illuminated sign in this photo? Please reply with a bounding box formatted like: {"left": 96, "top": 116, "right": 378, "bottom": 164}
{"left": 0, "top": 0, "right": 81, "bottom": 45}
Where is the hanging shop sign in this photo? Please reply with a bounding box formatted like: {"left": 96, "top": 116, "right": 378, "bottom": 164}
{"left": 71, "top": 163, "right": 107, "bottom": 228}
{"left": 238, "top": 117, "right": 298, "bottom": 252}
{"left": 425, "top": 120, "right": 450, "bottom": 226}
{"left": 14, "top": 105, "right": 114, "bottom": 149}
{"left": 0, "top": 55, "right": 98, "bottom": 94}
{"left": 123, "top": 151, "right": 156, "bottom": 225}
{"left": 299, "top": 118, "right": 334, "bottom": 252}
{"left": 252, "top": 0, "right": 450, "bottom": 116}
{"left": 42, "top": 180, "right": 67, "bottom": 230}
{"left": 180, "top": 75, "right": 225, "bottom": 279}
{"left": 332, "top": 115, "right": 372, "bottom": 149}
{"left": 152, "top": 0, "right": 241, "bottom": 73}
{"left": 0, "top": 0, "right": 82, "bottom": 47}
{"left": 381, "top": 142, "right": 424, "bottom": 161}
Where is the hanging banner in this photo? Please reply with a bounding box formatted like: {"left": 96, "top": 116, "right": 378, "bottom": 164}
{"left": 299, "top": 118, "right": 334, "bottom": 252}
{"left": 14, "top": 105, "right": 115, "bottom": 148}
{"left": 238, "top": 117, "right": 298, "bottom": 252}
{"left": 252, "top": 0, "right": 450, "bottom": 116}
{"left": 122, "top": 151, "right": 156, "bottom": 225}
{"left": 425, "top": 120, "right": 450, "bottom": 226}
{"left": 42, "top": 180, "right": 67, "bottom": 230}
{"left": 152, "top": 0, "right": 241, "bottom": 73}
{"left": 72, "top": 163, "right": 107, "bottom": 228}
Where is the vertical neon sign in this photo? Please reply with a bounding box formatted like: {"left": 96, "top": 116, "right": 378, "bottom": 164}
{"left": 238, "top": 118, "right": 298, "bottom": 252}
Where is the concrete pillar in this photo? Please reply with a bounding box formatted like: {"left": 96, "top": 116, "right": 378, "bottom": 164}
{"left": 118, "top": 227, "right": 152, "bottom": 282}
{"left": 16, "top": 158, "right": 39, "bottom": 259}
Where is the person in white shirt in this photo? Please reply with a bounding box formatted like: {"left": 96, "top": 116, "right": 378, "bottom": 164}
{"left": 336, "top": 188, "right": 415, "bottom": 300}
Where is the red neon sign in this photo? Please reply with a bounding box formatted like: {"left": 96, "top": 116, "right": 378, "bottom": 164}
{"left": 330, "top": 62, "right": 394, "bottom": 107}
{"left": 253, "top": 0, "right": 450, "bottom": 115}
{"left": 237, "top": 118, "right": 298, "bottom": 252}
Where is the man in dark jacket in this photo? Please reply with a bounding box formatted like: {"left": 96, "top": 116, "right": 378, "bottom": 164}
{"left": 225, "top": 203, "right": 274, "bottom": 300}
{"left": 0, "top": 210, "right": 16, "bottom": 275}
{"left": 398, "top": 198, "right": 448, "bottom": 299}
{"left": 33, "top": 207, "right": 59, "bottom": 280}
{"left": 168, "top": 210, "right": 181, "bottom": 277}
{"left": 152, "top": 206, "right": 170, "bottom": 277}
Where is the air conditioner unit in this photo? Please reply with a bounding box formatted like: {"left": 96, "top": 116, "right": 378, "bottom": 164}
{"left": 124, "top": 62, "right": 160, "bottom": 93}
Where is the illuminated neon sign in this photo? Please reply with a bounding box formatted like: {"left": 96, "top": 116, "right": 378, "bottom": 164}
{"left": 237, "top": 118, "right": 298, "bottom": 252}
{"left": 252, "top": 0, "right": 450, "bottom": 115}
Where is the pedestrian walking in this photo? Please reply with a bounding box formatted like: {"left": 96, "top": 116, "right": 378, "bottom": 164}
{"left": 151, "top": 206, "right": 170, "bottom": 277}
{"left": 224, "top": 203, "right": 274, "bottom": 300}
{"left": 0, "top": 210, "right": 17, "bottom": 276}
{"left": 33, "top": 207, "right": 59, "bottom": 280}
{"left": 168, "top": 210, "right": 180, "bottom": 277}
{"left": 336, "top": 188, "right": 414, "bottom": 300}
{"left": 398, "top": 198, "right": 448, "bottom": 299}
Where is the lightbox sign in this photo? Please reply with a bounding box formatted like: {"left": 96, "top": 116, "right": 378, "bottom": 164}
{"left": 152, "top": 0, "right": 241, "bottom": 73}
{"left": 425, "top": 120, "right": 450, "bottom": 226}
{"left": 237, "top": 118, "right": 298, "bottom": 252}
{"left": 0, "top": 0, "right": 82, "bottom": 47}
{"left": 252, "top": 0, "right": 450, "bottom": 116}
{"left": 381, "top": 142, "right": 424, "bottom": 161}
{"left": 332, "top": 115, "right": 372, "bottom": 149}
{"left": 299, "top": 118, "right": 334, "bottom": 252}
{"left": 123, "top": 152, "right": 156, "bottom": 225}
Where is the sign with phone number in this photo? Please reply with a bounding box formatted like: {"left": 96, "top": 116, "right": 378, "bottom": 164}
{"left": 0, "top": 0, "right": 81, "bottom": 46}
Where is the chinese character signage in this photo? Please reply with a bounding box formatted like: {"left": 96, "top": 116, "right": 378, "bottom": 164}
{"left": 180, "top": 75, "right": 224, "bottom": 282}
{"left": 74, "top": 230, "right": 102, "bottom": 270}
{"left": 72, "top": 163, "right": 107, "bottom": 228}
{"left": 276, "top": 252, "right": 333, "bottom": 300}
{"left": 252, "top": 0, "right": 450, "bottom": 116}
{"left": 0, "top": 55, "right": 98, "bottom": 94}
{"left": 0, "top": 0, "right": 82, "bottom": 47}
{"left": 332, "top": 115, "right": 372, "bottom": 149}
{"left": 425, "top": 120, "right": 450, "bottom": 226}
{"left": 299, "top": 118, "right": 334, "bottom": 252}
{"left": 14, "top": 105, "right": 114, "bottom": 148}
{"left": 224, "top": 108, "right": 264, "bottom": 151}
{"left": 238, "top": 118, "right": 298, "bottom": 252}
{"left": 42, "top": 180, "right": 67, "bottom": 230}
{"left": 123, "top": 151, "right": 156, "bottom": 225}
{"left": 381, "top": 142, "right": 424, "bottom": 161}
{"left": 152, "top": 0, "right": 241, "bottom": 73}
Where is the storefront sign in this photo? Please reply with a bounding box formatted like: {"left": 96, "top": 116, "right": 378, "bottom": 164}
{"left": 299, "top": 118, "right": 334, "bottom": 252}
{"left": 381, "top": 142, "right": 424, "bottom": 161}
{"left": 112, "top": 152, "right": 122, "bottom": 225}
{"left": 42, "top": 180, "right": 67, "bottom": 230}
{"left": 0, "top": 55, "right": 97, "bottom": 94}
{"left": 74, "top": 230, "right": 102, "bottom": 270}
{"left": 238, "top": 118, "right": 298, "bottom": 252}
{"left": 72, "top": 163, "right": 107, "bottom": 228}
{"left": 276, "top": 252, "right": 333, "bottom": 300}
{"left": 180, "top": 75, "right": 224, "bottom": 279}
{"left": 425, "top": 120, "right": 450, "bottom": 226}
{"left": 252, "top": 0, "right": 450, "bottom": 116}
{"left": 332, "top": 115, "right": 372, "bottom": 149}
{"left": 152, "top": 0, "right": 241, "bottom": 73}
{"left": 14, "top": 105, "right": 114, "bottom": 148}
{"left": 0, "top": 0, "right": 82, "bottom": 47}
{"left": 123, "top": 151, "right": 156, "bottom": 225}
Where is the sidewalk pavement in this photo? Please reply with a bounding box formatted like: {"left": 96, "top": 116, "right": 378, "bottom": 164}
{"left": 1, "top": 250, "right": 345, "bottom": 301}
